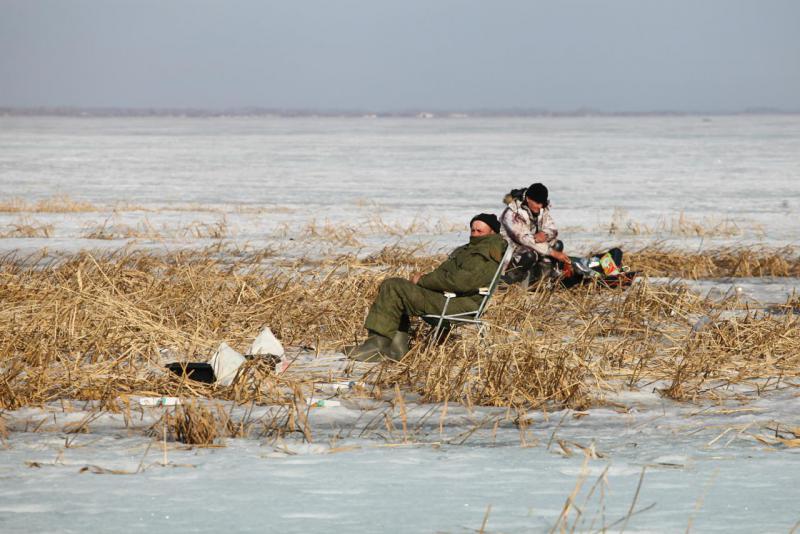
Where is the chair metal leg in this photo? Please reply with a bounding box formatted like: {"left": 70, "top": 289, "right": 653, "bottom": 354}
{"left": 478, "top": 320, "right": 495, "bottom": 347}
{"left": 432, "top": 295, "right": 453, "bottom": 341}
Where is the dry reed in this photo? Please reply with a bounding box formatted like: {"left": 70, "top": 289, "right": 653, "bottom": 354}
{"left": 1, "top": 244, "right": 797, "bottom": 418}
{"left": 627, "top": 245, "right": 800, "bottom": 279}
{"left": 0, "top": 218, "right": 54, "bottom": 238}
{"left": 607, "top": 209, "right": 749, "bottom": 238}
{"left": 0, "top": 195, "right": 96, "bottom": 213}
{"left": 166, "top": 401, "right": 246, "bottom": 446}
{"left": 81, "top": 218, "right": 231, "bottom": 240}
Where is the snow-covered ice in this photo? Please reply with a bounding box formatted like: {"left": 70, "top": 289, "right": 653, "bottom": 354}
{"left": 1, "top": 115, "right": 798, "bottom": 258}
{"left": 1, "top": 115, "right": 799, "bottom": 532}
{"left": 1, "top": 385, "right": 799, "bottom": 533}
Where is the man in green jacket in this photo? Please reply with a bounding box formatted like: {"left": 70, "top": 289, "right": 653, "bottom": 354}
{"left": 347, "top": 213, "right": 507, "bottom": 362}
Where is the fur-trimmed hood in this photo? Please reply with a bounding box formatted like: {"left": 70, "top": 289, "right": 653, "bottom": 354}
{"left": 502, "top": 187, "right": 527, "bottom": 206}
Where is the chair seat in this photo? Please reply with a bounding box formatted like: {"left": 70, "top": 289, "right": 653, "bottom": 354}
{"left": 424, "top": 244, "right": 515, "bottom": 339}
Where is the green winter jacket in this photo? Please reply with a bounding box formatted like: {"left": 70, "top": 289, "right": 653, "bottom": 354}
{"left": 417, "top": 233, "right": 506, "bottom": 299}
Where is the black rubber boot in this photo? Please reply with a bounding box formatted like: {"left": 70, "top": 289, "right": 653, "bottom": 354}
{"left": 502, "top": 251, "right": 537, "bottom": 285}
{"left": 537, "top": 260, "right": 554, "bottom": 281}
{"left": 345, "top": 333, "right": 391, "bottom": 362}
{"left": 387, "top": 331, "right": 411, "bottom": 361}
{"left": 527, "top": 260, "right": 554, "bottom": 287}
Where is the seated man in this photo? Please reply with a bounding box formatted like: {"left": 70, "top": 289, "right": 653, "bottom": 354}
{"left": 500, "top": 183, "right": 571, "bottom": 285}
{"left": 346, "top": 213, "right": 507, "bottom": 362}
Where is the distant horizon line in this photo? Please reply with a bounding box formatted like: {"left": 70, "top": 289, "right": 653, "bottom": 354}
{"left": 1, "top": 106, "right": 798, "bottom": 118}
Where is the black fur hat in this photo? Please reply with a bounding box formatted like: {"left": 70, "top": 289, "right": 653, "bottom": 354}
{"left": 470, "top": 213, "right": 501, "bottom": 234}
{"left": 525, "top": 183, "right": 549, "bottom": 205}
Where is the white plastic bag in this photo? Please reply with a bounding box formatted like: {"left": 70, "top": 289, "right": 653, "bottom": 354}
{"left": 207, "top": 342, "right": 246, "bottom": 386}
{"left": 248, "top": 327, "right": 285, "bottom": 357}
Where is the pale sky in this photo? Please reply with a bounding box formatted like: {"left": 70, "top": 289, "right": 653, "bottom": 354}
{"left": 1, "top": 0, "right": 799, "bottom": 112}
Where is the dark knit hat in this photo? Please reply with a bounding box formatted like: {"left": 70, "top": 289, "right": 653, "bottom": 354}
{"left": 470, "top": 213, "right": 501, "bottom": 234}
{"left": 525, "top": 183, "right": 549, "bottom": 205}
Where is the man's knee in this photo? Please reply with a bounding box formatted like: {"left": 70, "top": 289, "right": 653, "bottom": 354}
{"left": 374, "top": 277, "right": 436, "bottom": 314}
{"left": 378, "top": 277, "right": 414, "bottom": 297}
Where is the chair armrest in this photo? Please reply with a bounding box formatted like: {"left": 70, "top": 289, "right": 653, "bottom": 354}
{"left": 478, "top": 287, "right": 489, "bottom": 295}
{"left": 443, "top": 292, "right": 456, "bottom": 298}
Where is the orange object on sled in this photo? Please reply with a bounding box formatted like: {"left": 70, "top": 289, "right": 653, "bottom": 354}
{"left": 599, "top": 252, "right": 620, "bottom": 276}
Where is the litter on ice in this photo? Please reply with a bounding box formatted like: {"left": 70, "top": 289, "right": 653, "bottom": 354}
{"left": 248, "top": 327, "right": 285, "bottom": 358}
{"left": 208, "top": 342, "right": 246, "bottom": 386}
{"left": 138, "top": 396, "right": 182, "bottom": 407}
{"left": 165, "top": 327, "right": 287, "bottom": 386}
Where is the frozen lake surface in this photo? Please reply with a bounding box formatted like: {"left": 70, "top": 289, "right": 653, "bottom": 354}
{"left": 1, "top": 115, "right": 798, "bottom": 256}
{"left": 2, "top": 382, "right": 799, "bottom": 533}
{"left": 1, "top": 116, "right": 799, "bottom": 532}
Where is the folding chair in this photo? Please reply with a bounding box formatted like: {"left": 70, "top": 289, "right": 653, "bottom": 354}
{"left": 423, "top": 243, "right": 515, "bottom": 340}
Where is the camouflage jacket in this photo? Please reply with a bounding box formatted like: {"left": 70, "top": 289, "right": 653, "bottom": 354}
{"left": 500, "top": 198, "right": 558, "bottom": 257}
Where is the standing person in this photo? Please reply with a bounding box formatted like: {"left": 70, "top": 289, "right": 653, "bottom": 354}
{"left": 346, "top": 214, "right": 506, "bottom": 362}
{"left": 500, "top": 183, "right": 571, "bottom": 284}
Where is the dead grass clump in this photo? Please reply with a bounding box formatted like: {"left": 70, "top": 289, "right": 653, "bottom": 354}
{"left": 183, "top": 218, "right": 229, "bottom": 239}
{"left": 227, "top": 358, "right": 292, "bottom": 406}
{"left": 607, "top": 209, "right": 745, "bottom": 237}
{"left": 0, "top": 245, "right": 387, "bottom": 409}
{"left": 375, "top": 273, "right": 799, "bottom": 407}
{"left": 377, "top": 334, "right": 590, "bottom": 409}
{"left": 301, "top": 219, "right": 362, "bottom": 246}
{"left": 234, "top": 205, "right": 295, "bottom": 215}
{"left": 361, "top": 244, "right": 443, "bottom": 271}
{"left": 371, "top": 279, "right": 699, "bottom": 408}
{"left": 82, "top": 225, "right": 118, "bottom": 240}
{"left": 627, "top": 246, "right": 800, "bottom": 279}
{"left": 289, "top": 216, "right": 462, "bottom": 245}
{"left": 170, "top": 402, "right": 222, "bottom": 445}
{"left": 365, "top": 215, "right": 462, "bottom": 236}
{"left": 0, "top": 218, "right": 54, "bottom": 238}
{"left": 662, "top": 311, "right": 800, "bottom": 401}
{"left": 163, "top": 390, "right": 304, "bottom": 444}
{"left": 0, "top": 348, "right": 224, "bottom": 410}
{"left": 0, "top": 195, "right": 96, "bottom": 213}
{"left": 1, "top": 243, "right": 797, "bottom": 416}
{"left": 81, "top": 220, "right": 164, "bottom": 240}
{"left": 82, "top": 218, "right": 233, "bottom": 240}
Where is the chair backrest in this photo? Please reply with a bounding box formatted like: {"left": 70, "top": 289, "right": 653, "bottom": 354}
{"left": 475, "top": 244, "right": 515, "bottom": 319}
